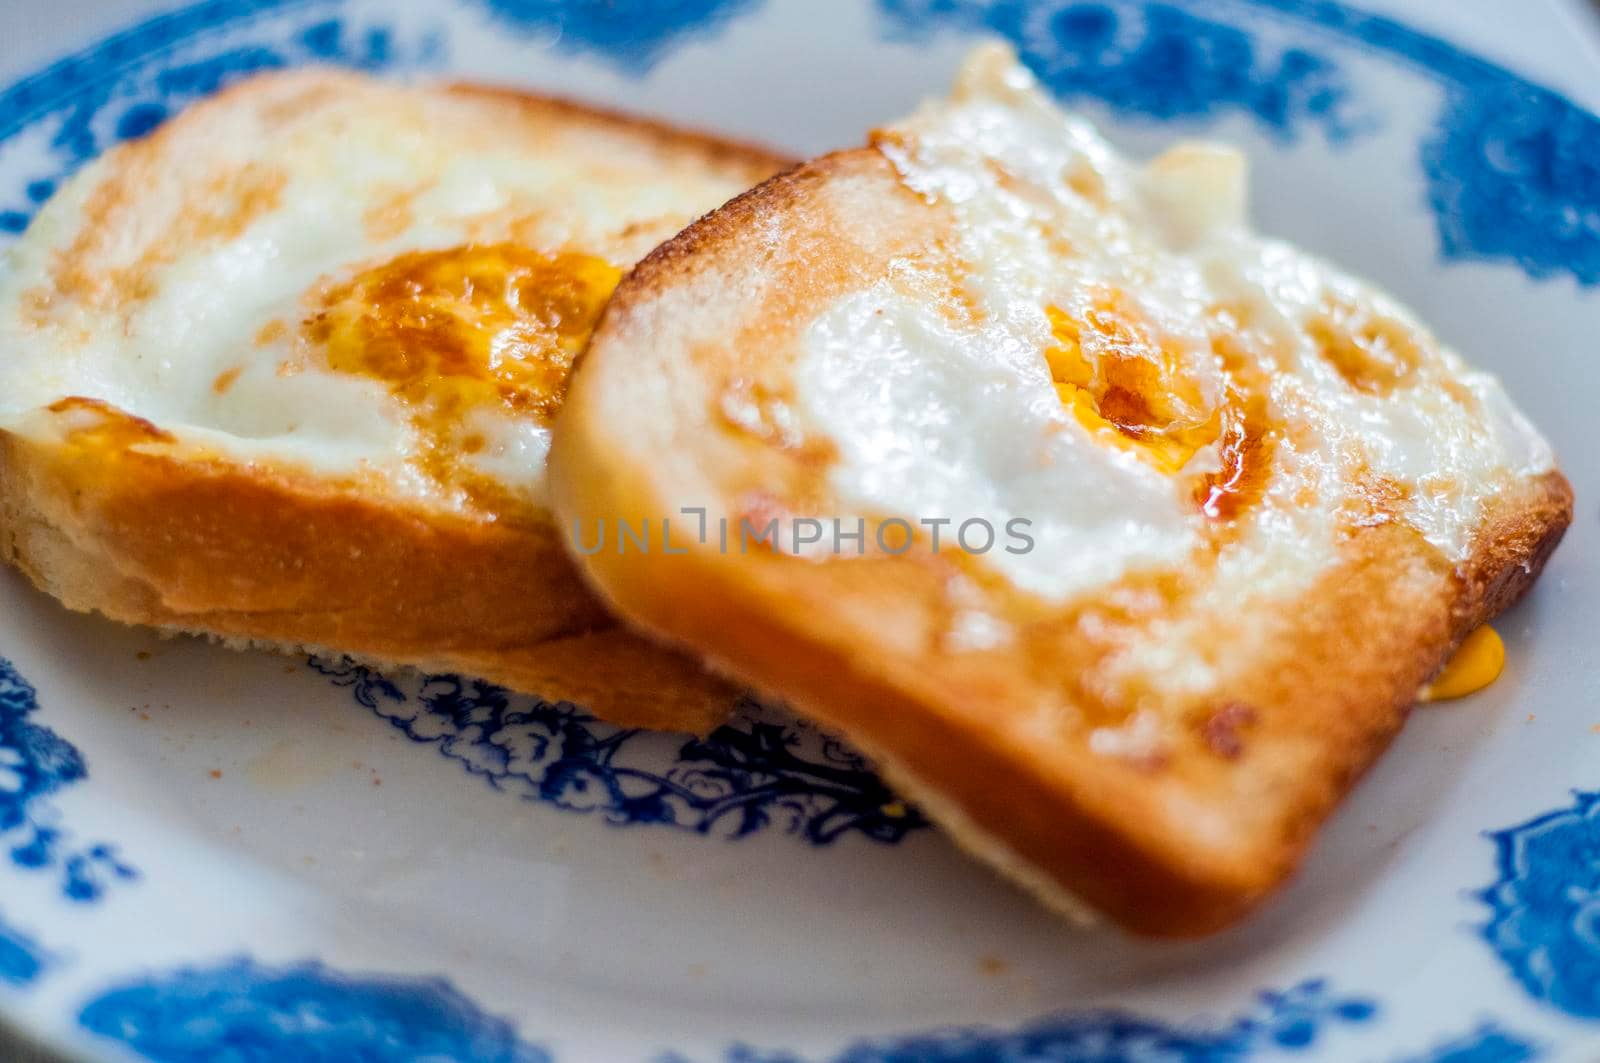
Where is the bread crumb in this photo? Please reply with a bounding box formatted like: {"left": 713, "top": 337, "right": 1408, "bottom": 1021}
{"left": 978, "top": 955, "right": 1009, "bottom": 976}
{"left": 208, "top": 769, "right": 222, "bottom": 779}
{"left": 1198, "top": 703, "right": 1257, "bottom": 760}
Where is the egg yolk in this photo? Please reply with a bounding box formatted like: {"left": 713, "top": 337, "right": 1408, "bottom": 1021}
{"left": 306, "top": 242, "right": 622, "bottom": 490}
{"left": 1419, "top": 625, "right": 1505, "bottom": 702}
{"left": 1043, "top": 296, "right": 1219, "bottom": 474}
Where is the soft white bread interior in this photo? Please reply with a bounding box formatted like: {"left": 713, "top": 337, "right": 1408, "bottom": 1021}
{"left": 549, "top": 45, "right": 1572, "bottom": 933}
{"left": 0, "top": 68, "right": 791, "bottom": 731}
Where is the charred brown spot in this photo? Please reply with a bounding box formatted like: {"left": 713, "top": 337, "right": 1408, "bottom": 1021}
{"left": 1198, "top": 702, "right": 1258, "bottom": 759}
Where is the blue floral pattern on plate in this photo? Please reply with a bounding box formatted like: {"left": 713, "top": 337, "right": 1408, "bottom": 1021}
{"left": 0, "top": 0, "right": 1593, "bottom": 1058}
{"left": 79, "top": 957, "right": 550, "bottom": 1062}
{"left": 0, "top": 909, "right": 49, "bottom": 988}
{"left": 0, "top": 658, "right": 135, "bottom": 902}
{"left": 77, "top": 964, "right": 1377, "bottom": 1063}
{"left": 1391, "top": 1022, "right": 1540, "bottom": 1063}
{"left": 699, "top": 980, "right": 1376, "bottom": 1062}
{"left": 1423, "top": 77, "right": 1600, "bottom": 286}
{"left": 1480, "top": 792, "right": 1600, "bottom": 1020}
{"left": 877, "top": 0, "right": 1360, "bottom": 141}
{"left": 471, "top": 0, "right": 761, "bottom": 72}
{"left": 312, "top": 659, "right": 930, "bottom": 845}
{"left": 1244, "top": 0, "right": 1600, "bottom": 286}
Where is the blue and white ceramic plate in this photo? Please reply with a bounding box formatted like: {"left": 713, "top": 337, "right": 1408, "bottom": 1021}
{"left": 2, "top": 0, "right": 1598, "bottom": 1059}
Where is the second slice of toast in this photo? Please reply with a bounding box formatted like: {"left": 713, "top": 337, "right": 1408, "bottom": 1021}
{"left": 0, "top": 69, "right": 791, "bottom": 731}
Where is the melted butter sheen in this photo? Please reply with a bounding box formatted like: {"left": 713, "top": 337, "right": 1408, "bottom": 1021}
{"left": 306, "top": 243, "right": 621, "bottom": 490}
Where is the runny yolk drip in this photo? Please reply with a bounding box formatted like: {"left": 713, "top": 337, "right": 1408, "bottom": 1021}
{"left": 1194, "top": 332, "right": 1274, "bottom": 523}
{"left": 305, "top": 243, "right": 622, "bottom": 491}
{"left": 1419, "top": 625, "right": 1505, "bottom": 702}
{"left": 1043, "top": 294, "right": 1219, "bottom": 474}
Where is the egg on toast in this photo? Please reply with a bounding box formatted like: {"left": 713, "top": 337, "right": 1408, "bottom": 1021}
{"left": 0, "top": 69, "right": 790, "bottom": 731}
{"left": 549, "top": 45, "right": 1572, "bottom": 933}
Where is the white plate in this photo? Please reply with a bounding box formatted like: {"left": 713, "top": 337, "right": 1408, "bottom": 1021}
{"left": 1, "top": 0, "right": 1597, "bottom": 1059}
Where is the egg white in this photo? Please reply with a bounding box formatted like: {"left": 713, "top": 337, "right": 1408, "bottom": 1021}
{"left": 794, "top": 44, "right": 1553, "bottom": 605}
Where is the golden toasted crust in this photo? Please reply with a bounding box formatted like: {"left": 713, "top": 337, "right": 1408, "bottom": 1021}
{"left": 0, "top": 77, "right": 795, "bottom": 733}
{"left": 0, "top": 429, "right": 736, "bottom": 731}
{"left": 549, "top": 149, "right": 1575, "bottom": 934}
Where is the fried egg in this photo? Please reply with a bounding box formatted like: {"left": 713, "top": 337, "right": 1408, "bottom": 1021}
{"left": 795, "top": 44, "right": 1553, "bottom": 606}
{"left": 0, "top": 69, "right": 791, "bottom": 733}
{"left": 0, "top": 70, "right": 778, "bottom": 515}
{"left": 545, "top": 42, "right": 1571, "bottom": 932}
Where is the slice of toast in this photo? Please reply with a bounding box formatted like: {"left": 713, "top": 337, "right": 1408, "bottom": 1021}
{"left": 0, "top": 69, "right": 790, "bottom": 731}
{"left": 548, "top": 44, "right": 1572, "bottom": 934}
